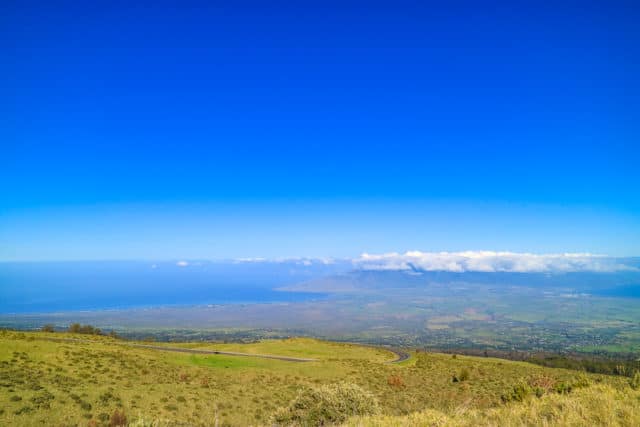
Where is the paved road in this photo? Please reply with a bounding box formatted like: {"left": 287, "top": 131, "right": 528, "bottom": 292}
{"left": 38, "top": 336, "right": 409, "bottom": 363}
{"left": 338, "top": 341, "right": 410, "bottom": 363}
{"left": 386, "top": 347, "right": 410, "bottom": 363}
{"left": 133, "top": 342, "right": 410, "bottom": 364}
{"left": 38, "top": 336, "right": 317, "bottom": 362}
{"left": 127, "top": 343, "right": 318, "bottom": 362}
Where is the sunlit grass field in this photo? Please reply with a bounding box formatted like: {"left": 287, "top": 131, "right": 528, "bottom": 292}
{"left": 346, "top": 383, "right": 640, "bottom": 427}
{"left": 0, "top": 330, "right": 636, "bottom": 426}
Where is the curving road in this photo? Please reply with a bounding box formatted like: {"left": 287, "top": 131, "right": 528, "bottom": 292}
{"left": 342, "top": 341, "right": 411, "bottom": 363}
{"left": 38, "top": 335, "right": 408, "bottom": 363}
{"left": 38, "top": 336, "right": 317, "bottom": 362}
{"left": 127, "top": 343, "right": 318, "bottom": 362}
{"left": 385, "top": 347, "right": 410, "bottom": 363}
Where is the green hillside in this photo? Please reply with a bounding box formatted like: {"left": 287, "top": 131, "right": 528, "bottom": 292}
{"left": 0, "top": 330, "right": 638, "bottom": 426}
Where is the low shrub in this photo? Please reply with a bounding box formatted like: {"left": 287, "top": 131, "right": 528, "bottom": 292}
{"left": 387, "top": 374, "right": 405, "bottom": 388}
{"left": 14, "top": 406, "right": 34, "bottom": 415}
{"left": 271, "top": 382, "right": 380, "bottom": 426}
{"left": 554, "top": 375, "right": 591, "bottom": 395}
{"left": 528, "top": 375, "right": 556, "bottom": 394}
{"left": 501, "top": 382, "right": 532, "bottom": 402}
{"left": 30, "top": 390, "right": 55, "bottom": 409}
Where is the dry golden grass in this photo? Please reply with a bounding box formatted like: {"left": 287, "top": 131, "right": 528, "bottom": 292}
{"left": 344, "top": 383, "right": 640, "bottom": 427}
{"left": 0, "top": 330, "right": 636, "bottom": 426}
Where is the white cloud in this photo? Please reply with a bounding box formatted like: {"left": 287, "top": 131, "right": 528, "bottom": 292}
{"left": 354, "top": 251, "right": 636, "bottom": 273}
{"left": 233, "top": 257, "right": 268, "bottom": 263}
{"left": 233, "top": 257, "right": 337, "bottom": 265}
{"left": 176, "top": 260, "right": 189, "bottom": 267}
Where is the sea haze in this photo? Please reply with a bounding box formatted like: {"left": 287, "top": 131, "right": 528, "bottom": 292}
{"left": 0, "top": 261, "right": 345, "bottom": 313}
{"left": 2, "top": 260, "right": 640, "bottom": 353}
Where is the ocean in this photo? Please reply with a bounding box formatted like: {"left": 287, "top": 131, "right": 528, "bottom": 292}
{"left": 0, "top": 261, "right": 330, "bottom": 313}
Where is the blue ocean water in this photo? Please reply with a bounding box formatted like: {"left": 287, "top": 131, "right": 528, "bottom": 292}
{"left": 591, "top": 285, "right": 640, "bottom": 299}
{"left": 0, "top": 261, "right": 331, "bottom": 313}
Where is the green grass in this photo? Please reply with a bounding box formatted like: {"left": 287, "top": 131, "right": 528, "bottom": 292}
{"left": 161, "top": 337, "right": 394, "bottom": 362}
{"left": 0, "top": 330, "right": 635, "bottom": 426}
{"left": 185, "top": 354, "right": 267, "bottom": 369}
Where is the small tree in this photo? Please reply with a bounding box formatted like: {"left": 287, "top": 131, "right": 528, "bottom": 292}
{"left": 41, "top": 324, "right": 55, "bottom": 333}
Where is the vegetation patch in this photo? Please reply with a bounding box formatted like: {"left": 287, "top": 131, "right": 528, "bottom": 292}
{"left": 272, "top": 382, "right": 380, "bottom": 426}
{"left": 0, "top": 330, "right": 635, "bottom": 426}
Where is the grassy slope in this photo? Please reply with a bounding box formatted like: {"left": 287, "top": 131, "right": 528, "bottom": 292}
{"left": 0, "top": 330, "right": 635, "bottom": 426}
{"left": 345, "top": 384, "right": 640, "bottom": 427}
{"left": 159, "top": 338, "right": 394, "bottom": 362}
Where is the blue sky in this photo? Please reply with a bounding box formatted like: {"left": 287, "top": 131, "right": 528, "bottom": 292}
{"left": 2, "top": 1, "right": 639, "bottom": 261}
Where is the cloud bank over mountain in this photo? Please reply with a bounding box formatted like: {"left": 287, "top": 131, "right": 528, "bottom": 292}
{"left": 353, "top": 251, "right": 637, "bottom": 273}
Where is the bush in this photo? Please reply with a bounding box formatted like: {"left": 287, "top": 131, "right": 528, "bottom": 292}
{"left": 501, "top": 382, "right": 532, "bottom": 402}
{"left": 14, "top": 406, "right": 34, "bottom": 415}
{"left": 528, "top": 375, "right": 556, "bottom": 395}
{"left": 387, "top": 375, "right": 405, "bottom": 388}
{"left": 554, "top": 375, "right": 591, "bottom": 395}
{"left": 30, "top": 390, "right": 55, "bottom": 409}
{"left": 272, "top": 382, "right": 380, "bottom": 426}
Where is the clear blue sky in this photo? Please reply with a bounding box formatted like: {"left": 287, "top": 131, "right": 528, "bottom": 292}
{"left": 2, "top": 1, "right": 639, "bottom": 261}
